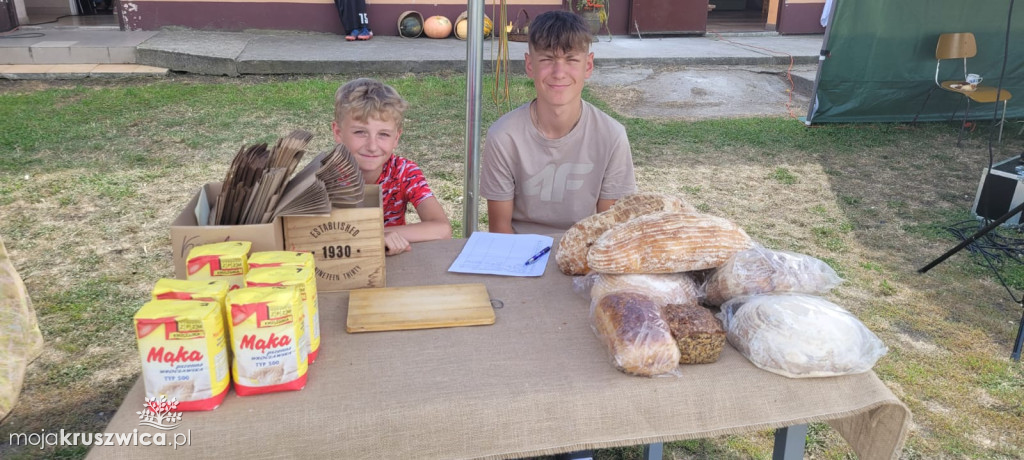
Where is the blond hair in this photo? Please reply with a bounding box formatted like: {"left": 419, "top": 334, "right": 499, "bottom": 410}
{"left": 333, "top": 78, "right": 409, "bottom": 129}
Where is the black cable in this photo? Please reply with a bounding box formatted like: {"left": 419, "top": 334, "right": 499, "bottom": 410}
{"left": 987, "top": 0, "right": 1014, "bottom": 171}
{"left": 21, "top": 14, "right": 73, "bottom": 26}
{"left": 945, "top": 218, "right": 1024, "bottom": 303}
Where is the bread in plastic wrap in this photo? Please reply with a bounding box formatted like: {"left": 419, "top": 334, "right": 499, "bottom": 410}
{"left": 557, "top": 193, "right": 696, "bottom": 275}
{"left": 1, "top": 236, "right": 44, "bottom": 420}
{"left": 703, "top": 246, "right": 842, "bottom": 306}
{"left": 717, "top": 293, "right": 887, "bottom": 378}
{"left": 591, "top": 291, "right": 681, "bottom": 377}
{"left": 590, "top": 273, "right": 701, "bottom": 307}
{"left": 588, "top": 211, "right": 754, "bottom": 274}
{"left": 663, "top": 303, "right": 726, "bottom": 364}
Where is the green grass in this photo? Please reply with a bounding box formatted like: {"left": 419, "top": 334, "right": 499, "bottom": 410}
{"left": 2, "top": 74, "right": 1024, "bottom": 459}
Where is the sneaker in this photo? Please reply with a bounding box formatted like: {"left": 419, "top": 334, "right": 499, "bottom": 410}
{"left": 345, "top": 30, "right": 357, "bottom": 41}
{"left": 357, "top": 27, "right": 373, "bottom": 40}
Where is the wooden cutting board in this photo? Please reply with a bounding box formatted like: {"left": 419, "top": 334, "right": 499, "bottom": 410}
{"left": 346, "top": 283, "right": 496, "bottom": 333}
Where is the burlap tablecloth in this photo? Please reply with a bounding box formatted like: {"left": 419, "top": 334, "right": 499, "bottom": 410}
{"left": 89, "top": 238, "right": 909, "bottom": 459}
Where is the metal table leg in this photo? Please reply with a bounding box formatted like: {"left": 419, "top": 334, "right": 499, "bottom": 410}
{"left": 642, "top": 442, "right": 663, "bottom": 460}
{"left": 772, "top": 424, "right": 808, "bottom": 460}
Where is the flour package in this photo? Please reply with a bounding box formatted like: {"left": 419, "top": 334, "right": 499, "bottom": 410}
{"left": 226, "top": 286, "right": 308, "bottom": 395}
{"left": 186, "top": 241, "right": 252, "bottom": 290}
{"left": 245, "top": 266, "right": 321, "bottom": 364}
{"left": 134, "top": 300, "right": 230, "bottom": 411}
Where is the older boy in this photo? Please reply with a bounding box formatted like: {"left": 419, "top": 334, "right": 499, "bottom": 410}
{"left": 480, "top": 10, "right": 637, "bottom": 235}
{"left": 332, "top": 78, "right": 452, "bottom": 255}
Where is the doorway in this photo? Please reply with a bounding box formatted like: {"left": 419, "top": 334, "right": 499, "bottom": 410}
{"left": 19, "top": 0, "right": 119, "bottom": 28}
{"left": 706, "top": 0, "right": 772, "bottom": 33}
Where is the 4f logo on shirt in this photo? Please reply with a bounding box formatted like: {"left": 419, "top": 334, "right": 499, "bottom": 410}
{"left": 524, "top": 163, "right": 594, "bottom": 202}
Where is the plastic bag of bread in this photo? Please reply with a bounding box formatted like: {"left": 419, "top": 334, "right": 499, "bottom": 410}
{"left": 588, "top": 211, "right": 753, "bottom": 274}
{"left": 557, "top": 193, "right": 697, "bottom": 275}
{"left": 589, "top": 273, "right": 701, "bottom": 307}
{"left": 717, "top": 293, "right": 887, "bottom": 378}
{"left": 703, "top": 246, "right": 842, "bottom": 306}
{"left": 1, "top": 236, "right": 44, "bottom": 420}
{"left": 591, "top": 291, "right": 681, "bottom": 377}
{"left": 663, "top": 303, "right": 725, "bottom": 364}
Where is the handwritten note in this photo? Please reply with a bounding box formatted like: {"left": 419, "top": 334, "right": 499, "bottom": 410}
{"left": 448, "top": 232, "right": 554, "bottom": 277}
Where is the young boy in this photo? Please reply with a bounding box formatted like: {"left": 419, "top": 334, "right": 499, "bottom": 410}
{"left": 480, "top": 10, "right": 637, "bottom": 235}
{"left": 332, "top": 78, "right": 451, "bottom": 255}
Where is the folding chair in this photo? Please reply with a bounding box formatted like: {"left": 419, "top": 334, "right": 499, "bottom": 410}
{"left": 913, "top": 32, "right": 1012, "bottom": 145}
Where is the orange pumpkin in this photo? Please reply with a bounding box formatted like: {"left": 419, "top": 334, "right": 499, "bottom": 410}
{"left": 423, "top": 15, "right": 452, "bottom": 39}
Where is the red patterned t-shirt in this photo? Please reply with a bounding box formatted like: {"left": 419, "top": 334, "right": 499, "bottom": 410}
{"left": 374, "top": 154, "right": 435, "bottom": 227}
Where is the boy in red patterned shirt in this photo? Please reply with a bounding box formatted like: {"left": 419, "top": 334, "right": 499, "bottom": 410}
{"left": 332, "top": 78, "right": 452, "bottom": 255}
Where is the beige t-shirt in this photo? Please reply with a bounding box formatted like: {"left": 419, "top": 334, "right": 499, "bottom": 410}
{"left": 480, "top": 101, "right": 637, "bottom": 233}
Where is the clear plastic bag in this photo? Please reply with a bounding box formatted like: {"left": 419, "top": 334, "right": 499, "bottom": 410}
{"left": 590, "top": 291, "right": 681, "bottom": 377}
{"left": 703, "top": 246, "right": 842, "bottom": 307}
{"left": 717, "top": 293, "right": 887, "bottom": 378}
{"left": 573, "top": 272, "right": 701, "bottom": 307}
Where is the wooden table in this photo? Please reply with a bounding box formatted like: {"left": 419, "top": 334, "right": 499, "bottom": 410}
{"left": 89, "top": 238, "right": 909, "bottom": 459}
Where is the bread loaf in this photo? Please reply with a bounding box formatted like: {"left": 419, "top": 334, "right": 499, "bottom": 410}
{"left": 591, "top": 291, "right": 681, "bottom": 377}
{"left": 591, "top": 273, "right": 700, "bottom": 307}
{"left": 556, "top": 193, "right": 697, "bottom": 275}
{"left": 717, "top": 293, "right": 887, "bottom": 378}
{"left": 663, "top": 304, "right": 725, "bottom": 364}
{"left": 703, "top": 247, "right": 843, "bottom": 306}
{"left": 588, "top": 211, "right": 754, "bottom": 274}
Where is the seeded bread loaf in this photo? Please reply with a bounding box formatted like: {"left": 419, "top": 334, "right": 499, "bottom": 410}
{"left": 556, "top": 193, "right": 697, "bottom": 275}
{"left": 663, "top": 303, "right": 725, "bottom": 364}
{"left": 591, "top": 291, "right": 681, "bottom": 377}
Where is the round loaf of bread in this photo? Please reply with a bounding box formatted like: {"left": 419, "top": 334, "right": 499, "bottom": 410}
{"left": 556, "top": 193, "right": 697, "bottom": 275}
{"left": 718, "top": 293, "right": 887, "bottom": 378}
{"left": 588, "top": 211, "right": 754, "bottom": 274}
{"left": 703, "top": 247, "right": 843, "bottom": 306}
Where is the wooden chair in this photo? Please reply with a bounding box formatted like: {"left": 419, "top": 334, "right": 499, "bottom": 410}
{"left": 913, "top": 32, "right": 1012, "bottom": 145}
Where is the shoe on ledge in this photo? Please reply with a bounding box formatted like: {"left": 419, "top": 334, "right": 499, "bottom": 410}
{"left": 357, "top": 27, "right": 373, "bottom": 40}
{"left": 345, "top": 30, "right": 357, "bottom": 41}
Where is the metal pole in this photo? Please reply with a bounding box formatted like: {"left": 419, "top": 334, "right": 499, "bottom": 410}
{"left": 463, "top": 0, "right": 484, "bottom": 237}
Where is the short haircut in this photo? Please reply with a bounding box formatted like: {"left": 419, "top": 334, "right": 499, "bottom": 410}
{"left": 528, "top": 10, "right": 592, "bottom": 55}
{"left": 333, "top": 78, "right": 409, "bottom": 129}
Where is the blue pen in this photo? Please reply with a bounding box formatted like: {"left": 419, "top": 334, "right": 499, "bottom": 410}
{"left": 524, "top": 246, "right": 552, "bottom": 266}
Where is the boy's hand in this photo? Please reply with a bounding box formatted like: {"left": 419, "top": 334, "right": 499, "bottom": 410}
{"left": 383, "top": 231, "right": 412, "bottom": 256}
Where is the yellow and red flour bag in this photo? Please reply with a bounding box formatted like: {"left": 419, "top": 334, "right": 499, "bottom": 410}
{"left": 226, "top": 286, "right": 308, "bottom": 395}
{"left": 248, "top": 251, "right": 315, "bottom": 270}
{"left": 245, "top": 266, "right": 321, "bottom": 364}
{"left": 151, "top": 278, "right": 231, "bottom": 338}
{"left": 186, "top": 241, "right": 252, "bottom": 290}
{"left": 151, "top": 278, "right": 229, "bottom": 303}
{"left": 134, "top": 300, "right": 230, "bottom": 411}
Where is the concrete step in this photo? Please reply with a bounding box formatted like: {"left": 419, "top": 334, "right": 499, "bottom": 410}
{"left": 0, "top": 30, "right": 157, "bottom": 65}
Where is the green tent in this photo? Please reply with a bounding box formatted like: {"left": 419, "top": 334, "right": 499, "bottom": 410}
{"left": 807, "top": 0, "right": 1023, "bottom": 123}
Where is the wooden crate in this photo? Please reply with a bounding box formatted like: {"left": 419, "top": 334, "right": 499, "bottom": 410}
{"left": 283, "top": 185, "right": 385, "bottom": 292}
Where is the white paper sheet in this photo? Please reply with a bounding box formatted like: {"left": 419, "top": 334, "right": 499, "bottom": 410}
{"left": 448, "top": 232, "right": 554, "bottom": 277}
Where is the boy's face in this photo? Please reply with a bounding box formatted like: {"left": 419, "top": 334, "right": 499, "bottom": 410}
{"left": 525, "top": 46, "right": 594, "bottom": 109}
{"left": 332, "top": 114, "right": 402, "bottom": 180}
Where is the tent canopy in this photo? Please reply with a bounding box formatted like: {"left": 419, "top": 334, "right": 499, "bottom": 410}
{"left": 809, "top": 0, "right": 1024, "bottom": 123}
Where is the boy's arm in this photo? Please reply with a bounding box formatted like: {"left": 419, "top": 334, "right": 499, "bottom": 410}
{"left": 596, "top": 199, "right": 617, "bottom": 213}
{"left": 387, "top": 196, "right": 453, "bottom": 243}
{"left": 487, "top": 199, "right": 515, "bottom": 234}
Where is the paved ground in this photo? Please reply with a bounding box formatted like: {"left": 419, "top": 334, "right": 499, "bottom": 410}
{"left": 0, "top": 26, "right": 823, "bottom": 119}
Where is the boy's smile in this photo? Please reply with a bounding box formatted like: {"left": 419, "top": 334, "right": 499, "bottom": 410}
{"left": 332, "top": 115, "right": 403, "bottom": 182}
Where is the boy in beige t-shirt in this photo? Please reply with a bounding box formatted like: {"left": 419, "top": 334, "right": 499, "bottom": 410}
{"left": 480, "top": 11, "right": 637, "bottom": 234}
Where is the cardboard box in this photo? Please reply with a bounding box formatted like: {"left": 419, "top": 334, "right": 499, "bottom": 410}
{"left": 284, "top": 185, "right": 386, "bottom": 292}
{"left": 170, "top": 182, "right": 285, "bottom": 279}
